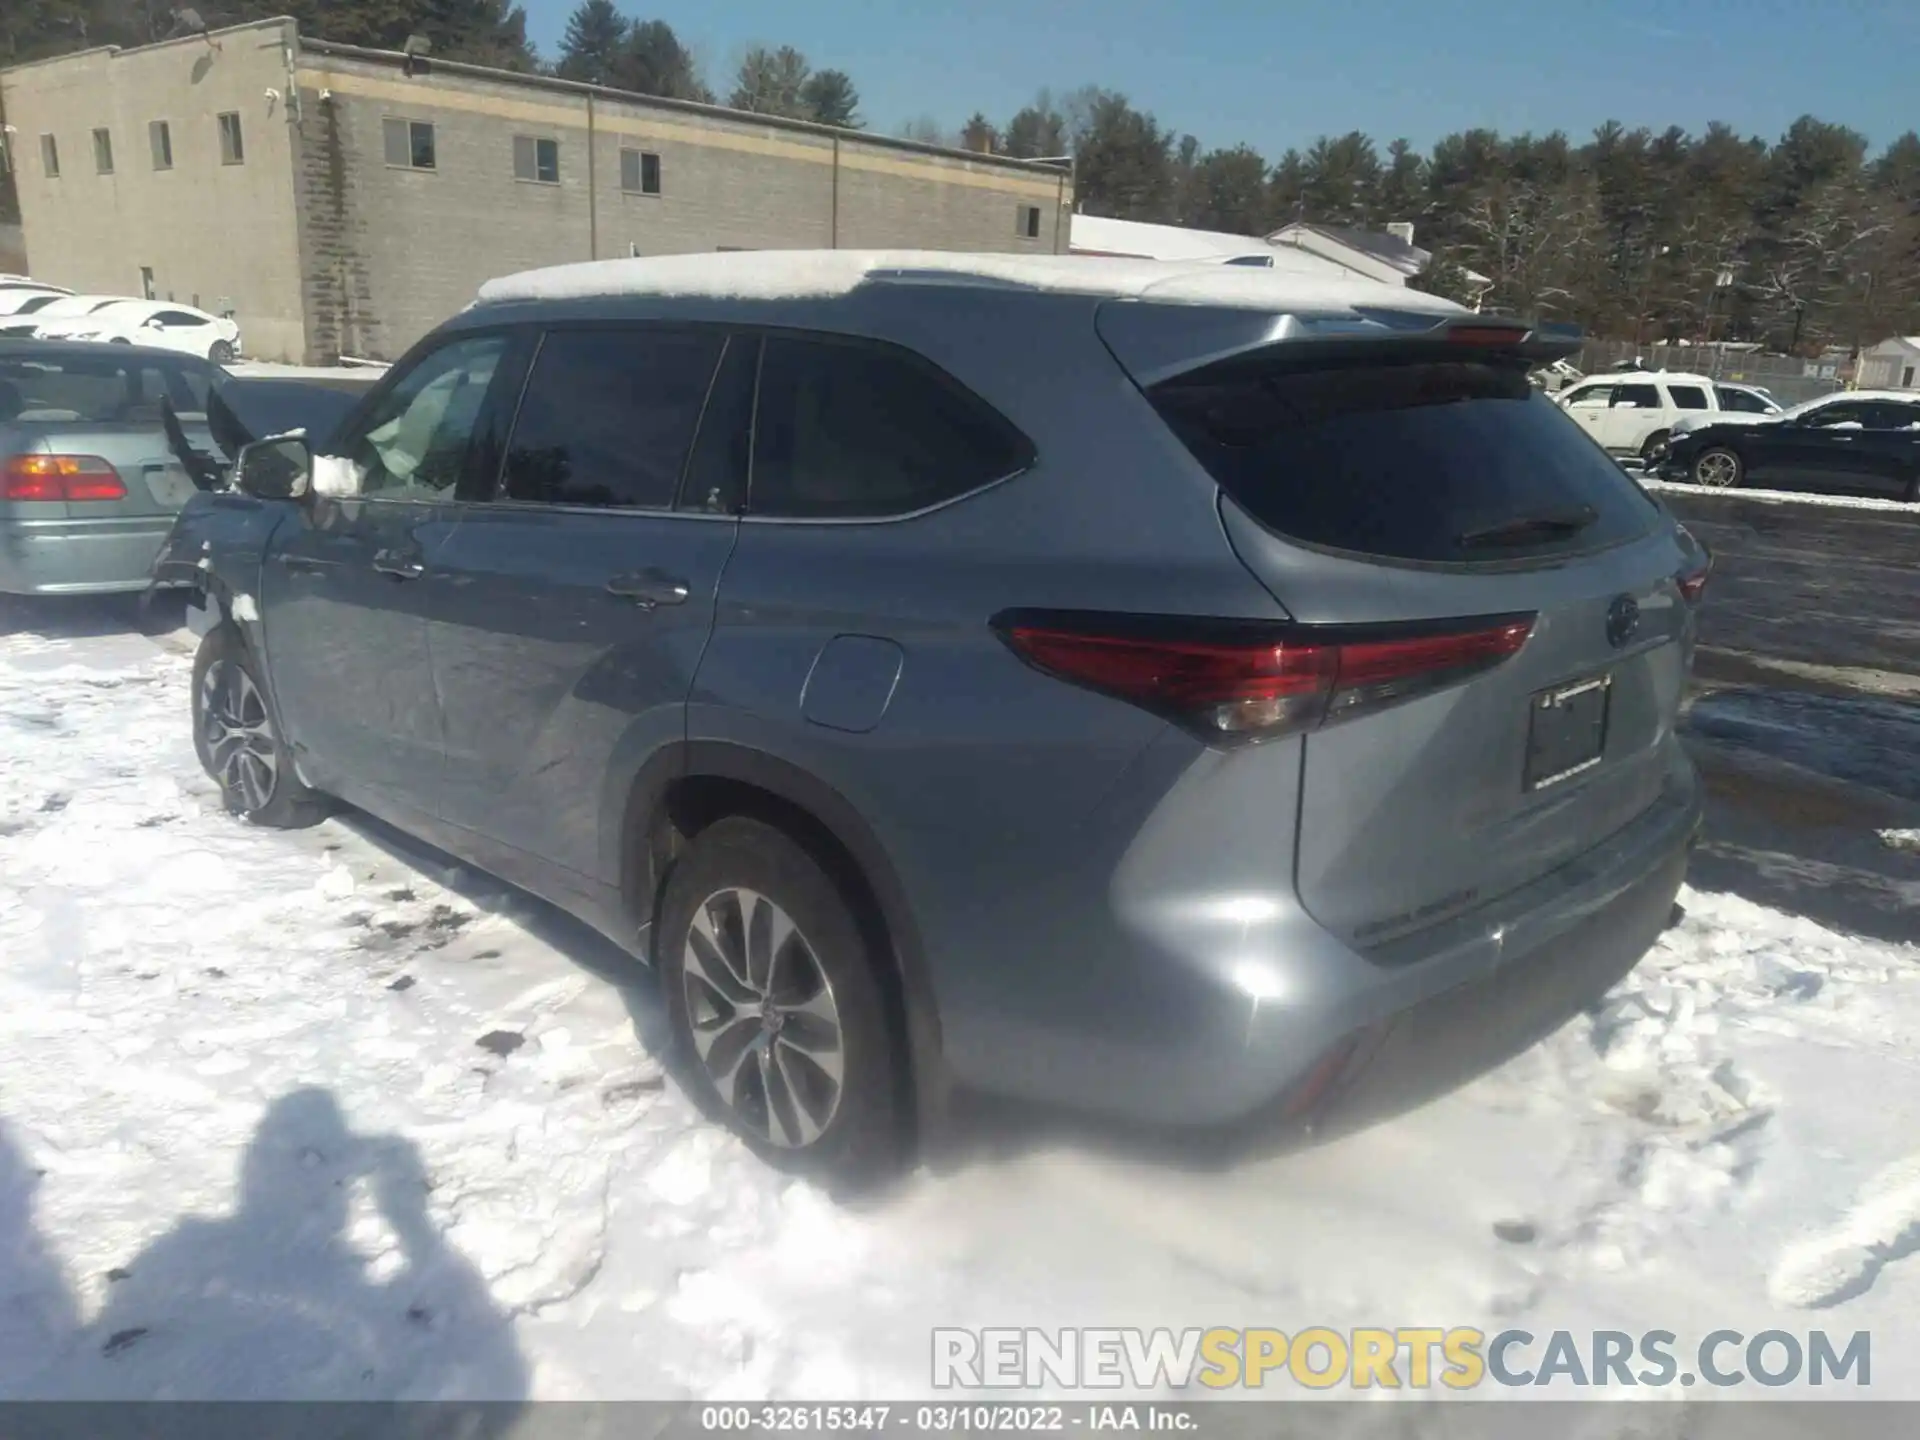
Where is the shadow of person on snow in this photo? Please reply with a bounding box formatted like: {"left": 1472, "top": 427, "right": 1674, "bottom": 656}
{"left": 0, "top": 1119, "right": 80, "bottom": 1395}
{"left": 29, "top": 1087, "right": 528, "bottom": 1417}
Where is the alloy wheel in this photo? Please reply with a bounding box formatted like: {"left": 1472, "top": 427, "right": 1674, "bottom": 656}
{"left": 682, "top": 887, "right": 846, "bottom": 1148}
{"left": 200, "top": 660, "right": 278, "bottom": 813}
{"left": 1695, "top": 451, "right": 1739, "bottom": 488}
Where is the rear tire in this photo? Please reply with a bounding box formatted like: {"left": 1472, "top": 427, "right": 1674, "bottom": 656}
{"left": 191, "top": 623, "right": 326, "bottom": 828}
{"left": 1692, "top": 447, "right": 1743, "bottom": 489}
{"left": 658, "top": 817, "right": 907, "bottom": 1185}
{"left": 209, "top": 341, "right": 235, "bottom": 365}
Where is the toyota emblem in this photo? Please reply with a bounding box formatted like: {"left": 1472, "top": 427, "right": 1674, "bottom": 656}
{"left": 1606, "top": 594, "right": 1641, "bottom": 649}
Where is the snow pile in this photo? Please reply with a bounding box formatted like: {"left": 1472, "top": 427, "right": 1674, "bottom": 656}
{"left": 3, "top": 620, "right": 1920, "bottom": 1401}
{"left": 474, "top": 248, "right": 1463, "bottom": 317}
{"left": 1642, "top": 476, "right": 1918, "bottom": 514}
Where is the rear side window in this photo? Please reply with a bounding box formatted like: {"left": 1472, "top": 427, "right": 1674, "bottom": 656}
{"left": 502, "top": 326, "right": 724, "bottom": 510}
{"left": 1151, "top": 357, "right": 1658, "bottom": 565}
{"left": 749, "top": 336, "right": 1031, "bottom": 518}
{"left": 0, "top": 357, "right": 208, "bottom": 424}
{"left": 1717, "top": 386, "right": 1770, "bottom": 413}
{"left": 1667, "top": 385, "right": 1709, "bottom": 410}
{"left": 1612, "top": 383, "right": 1661, "bottom": 409}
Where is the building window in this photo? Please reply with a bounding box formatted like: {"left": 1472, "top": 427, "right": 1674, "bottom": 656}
{"left": 140, "top": 266, "right": 156, "bottom": 300}
{"left": 217, "top": 111, "right": 244, "bottom": 165}
{"left": 1018, "top": 204, "right": 1041, "bottom": 239}
{"left": 150, "top": 120, "right": 173, "bottom": 170}
{"left": 92, "top": 127, "right": 114, "bottom": 174}
{"left": 42, "top": 133, "right": 60, "bottom": 178}
{"left": 513, "top": 135, "right": 559, "bottom": 184}
{"left": 383, "top": 117, "right": 436, "bottom": 170}
{"left": 620, "top": 147, "right": 661, "bottom": 195}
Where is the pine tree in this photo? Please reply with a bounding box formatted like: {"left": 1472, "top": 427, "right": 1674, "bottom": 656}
{"left": 800, "top": 69, "right": 861, "bottom": 128}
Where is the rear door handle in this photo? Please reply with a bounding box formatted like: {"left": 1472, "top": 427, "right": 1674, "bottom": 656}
{"left": 373, "top": 549, "right": 426, "bottom": 580}
{"left": 605, "top": 569, "right": 690, "bottom": 608}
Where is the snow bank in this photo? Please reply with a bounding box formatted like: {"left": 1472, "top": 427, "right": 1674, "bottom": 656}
{"left": 1643, "top": 476, "right": 1919, "bottom": 514}
{"left": 474, "top": 248, "right": 1466, "bottom": 317}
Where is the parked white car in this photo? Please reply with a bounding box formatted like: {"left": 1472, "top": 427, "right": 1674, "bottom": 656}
{"left": 1558, "top": 371, "right": 1734, "bottom": 462}
{"left": 0, "top": 286, "right": 73, "bottom": 317}
{"left": 32, "top": 300, "right": 242, "bottom": 363}
{"left": 0, "top": 294, "right": 140, "bottom": 338}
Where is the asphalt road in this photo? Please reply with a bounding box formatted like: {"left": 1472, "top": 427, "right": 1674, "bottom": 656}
{"left": 1662, "top": 489, "right": 1920, "bottom": 693}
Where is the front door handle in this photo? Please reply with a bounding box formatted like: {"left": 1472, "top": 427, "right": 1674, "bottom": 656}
{"left": 373, "top": 549, "right": 426, "bottom": 580}
{"left": 605, "top": 569, "right": 690, "bottom": 608}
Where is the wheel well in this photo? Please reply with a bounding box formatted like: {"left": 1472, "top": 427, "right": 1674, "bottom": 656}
{"left": 640, "top": 774, "right": 919, "bottom": 1126}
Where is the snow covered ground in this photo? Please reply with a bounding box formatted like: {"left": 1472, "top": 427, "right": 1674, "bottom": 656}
{"left": 1640, "top": 475, "right": 1916, "bottom": 514}
{"left": 2, "top": 613, "right": 1919, "bottom": 1403}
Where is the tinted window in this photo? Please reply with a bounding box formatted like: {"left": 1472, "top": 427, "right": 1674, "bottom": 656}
{"left": 679, "top": 336, "right": 758, "bottom": 514}
{"left": 1151, "top": 357, "right": 1658, "bottom": 565}
{"left": 749, "top": 336, "right": 1030, "bottom": 518}
{"left": 502, "top": 327, "right": 723, "bottom": 510}
{"left": 1807, "top": 402, "right": 1870, "bottom": 428}
{"left": 0, "top": 355, "right": 209, "bottom": 424}
{"left": 1864, "top": 401, "right": 1920, "bottom": 429}
{"left": 1717, "top": 386, "right": 1770, "bottom": 413}
{"left": 1612, "top": 384, "right": 1660, "bottom": 409}
{"left": 342, "top": 335, "right": 507, "bottom": 500}
{"left": 1667, "top": 385, "right": 1709, "bottom": 410}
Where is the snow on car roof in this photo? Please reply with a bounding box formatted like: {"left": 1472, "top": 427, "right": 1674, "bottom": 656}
{"left": 474, "top": 249, "right": 1468, "bottom": 317}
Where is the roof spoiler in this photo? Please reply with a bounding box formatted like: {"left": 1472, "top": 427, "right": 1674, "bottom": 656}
{"left": 1097, "top": 303, "right": 1585, "bottom": 389}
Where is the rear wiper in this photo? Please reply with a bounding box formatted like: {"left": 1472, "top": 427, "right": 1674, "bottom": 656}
{"left": 1456, "top": 506, "right": 1598, "bottom": 550}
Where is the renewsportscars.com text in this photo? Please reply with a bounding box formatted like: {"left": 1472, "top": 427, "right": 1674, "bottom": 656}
{"left": 932, "top": 1327, "right": 1871, "bottom": 1391}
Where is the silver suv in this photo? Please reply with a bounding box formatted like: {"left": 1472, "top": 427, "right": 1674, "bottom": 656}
{"left": 154, "top": 253, "right": 1708, "bottom": 1180}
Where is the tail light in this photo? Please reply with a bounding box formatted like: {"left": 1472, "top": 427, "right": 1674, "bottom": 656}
{"left": 1675, "top": 532, "right": 1712, "bottom": 604}
{"left": 994, "top": 610, "right": 1536, "bottom": 743}
{"left": 2, "top": 454, "right": 127, "bottom": 502}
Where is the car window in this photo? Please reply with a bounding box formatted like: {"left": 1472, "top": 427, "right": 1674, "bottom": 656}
{"left": 1805, "top": 402, "right": 1869, "bottom": 429}
{"left": 1862, "top": 401, "right": 1920, "bottom": 430}
{"left": 339, "top": 334, "right": 508, "bottom": 501}
{"left": 1564, "top": 383, "right": 1613, "bottom": 408}
{"left": 1150, "top": 355, "right": 1657, "bottom": 565}
{"left": 749, "top": 336, "right": 1030, "bottom": 519}
{"left": 1612, "top": 384, "right": 1661, "bottom": 409}
{"left": 1716, "top": 386, "right": 1769, "bottom": 413}
{"left": 677, "top": 336, "right": 758, "bottom": 515}
{"left": 149, "top": 310, "right": 209, "bottom": 327}
{"left": 0, "top": 356, "right": 209, "bottom": 423}
{"left": 499, "top": 326, "right": 724, "bottom": 510}
{"left": 1666, "top": 385, "right": 1709, "bottom": 410}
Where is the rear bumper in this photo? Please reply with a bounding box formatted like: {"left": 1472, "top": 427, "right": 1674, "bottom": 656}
{"left": 0, "top": 516, "right": 173, "bottom": 595}
{"left": 952, "top": 757, "right": 1704, "bottom": 1130}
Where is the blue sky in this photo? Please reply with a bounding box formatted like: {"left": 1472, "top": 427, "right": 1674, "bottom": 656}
{"left": 520, "top": 0, "right": 1914, "bottom": 159}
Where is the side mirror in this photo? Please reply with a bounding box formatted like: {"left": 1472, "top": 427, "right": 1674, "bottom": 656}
{"left": 233, "top": 431, "right": 312, "bottom": 500}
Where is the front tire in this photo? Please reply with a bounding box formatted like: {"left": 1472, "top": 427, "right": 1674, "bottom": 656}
{"left": 191, "top": 624, "right": 325, "bottom": 827}
{"left": 658, "top": 818, "right": 906, "bottom": 1183}
{"left": 1639, "top": 430, "right": 1671, "bottom": 466}
{"left": 1692, "top": 447, "right": 1743, "bottom": 489}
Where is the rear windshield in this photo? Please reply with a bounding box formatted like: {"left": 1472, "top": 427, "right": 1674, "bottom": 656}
{"left": 1150, "top": 356, "right": 1658, "bottom": 564}
{"left": 0, "top": 355, "right": 210, "bottom": 426}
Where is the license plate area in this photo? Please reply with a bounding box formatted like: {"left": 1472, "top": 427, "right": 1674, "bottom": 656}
{"left": 1524, "top": 673, "right": 1612, "bottom": 791}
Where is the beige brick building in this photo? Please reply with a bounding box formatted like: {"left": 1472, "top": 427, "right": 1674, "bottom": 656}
{"left": 1, "top": 19, "right": 1072, "bottom": 363}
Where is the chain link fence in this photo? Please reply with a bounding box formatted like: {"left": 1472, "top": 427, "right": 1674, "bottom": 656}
{"left": 1574, "top": 339, "right": 1848, "bottom": 408}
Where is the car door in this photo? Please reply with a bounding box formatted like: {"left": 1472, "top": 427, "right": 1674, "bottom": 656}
{"left": 258, "top": 331, "right": 516, "bottom": 825}
{"left": 1604, "top": 381, "right": 1664, "bottom": 452}
{"left": 1846, "top": 401, "right": 1920, "bottom": 499}
{"left": 1562, "top": 382, "right": 1615, "bottom": 447}
{"left": 1756, "top": 400, "right": 1874, "bottom": 491}
{"left": 424, "top": 322, "right": 748, "bottom": 907}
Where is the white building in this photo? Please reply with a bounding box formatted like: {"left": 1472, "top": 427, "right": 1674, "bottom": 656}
{"left": 1859, "top": 336, "right": 1920, "bottom": 391}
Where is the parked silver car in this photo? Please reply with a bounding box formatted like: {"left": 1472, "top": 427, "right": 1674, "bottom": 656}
{"left": 2, "top": 340, "right": 370, "bottom": 595}
{"left": 154, "top": 252, "right": 1710, "bottom": 1178}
